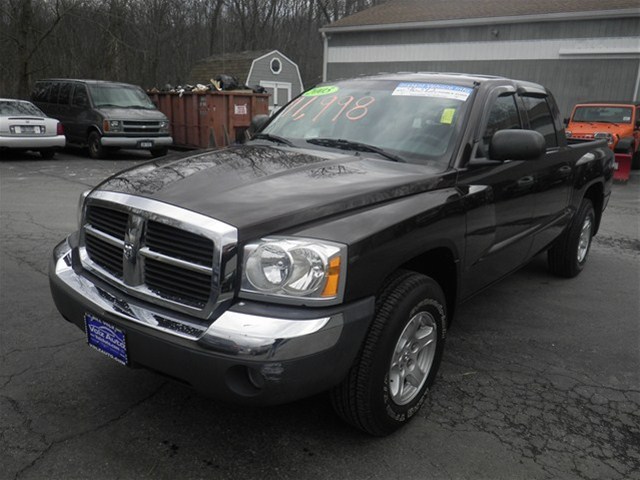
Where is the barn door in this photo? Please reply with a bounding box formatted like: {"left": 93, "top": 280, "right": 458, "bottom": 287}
{"left": 260, "top": 81, "right": 292, "bottom": 114}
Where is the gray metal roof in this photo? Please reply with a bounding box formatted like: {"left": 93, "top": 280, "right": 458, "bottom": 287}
{"left": 323, "top": 0, "right": 640, "bottom": 31}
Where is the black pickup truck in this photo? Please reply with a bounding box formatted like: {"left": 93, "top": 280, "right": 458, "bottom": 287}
{"left": 50, "top": 73, "right": 613, "bottom": 435}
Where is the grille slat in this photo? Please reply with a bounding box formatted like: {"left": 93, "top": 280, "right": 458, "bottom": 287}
{"left": 146, "top": 260, "right": 211, "bottom": 306}
{"left": 85, "top": 235, "right": 123, "bottom": 278}
{"left": 145, "top": 259, "right": 212, "bottom": 291}
{"left": 146, "top": 221, "right": 213, "bottom": 266}
{"left": 87, "top": 206, "right": 128, "bottom": 240}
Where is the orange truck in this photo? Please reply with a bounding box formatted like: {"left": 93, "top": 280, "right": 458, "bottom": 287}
{"left": 566, "top": 102, "right": 640, "bottom": 177}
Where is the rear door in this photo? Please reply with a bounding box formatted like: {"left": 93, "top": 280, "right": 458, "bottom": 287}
{"left": 520, "top": 91, "right": 573, "bottom": 255}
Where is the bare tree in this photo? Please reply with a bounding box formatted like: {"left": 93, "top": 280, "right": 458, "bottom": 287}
{"left": 0, "top": 0, "right": 387, "bottom": 98}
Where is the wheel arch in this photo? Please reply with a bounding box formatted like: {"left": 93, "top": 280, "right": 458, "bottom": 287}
{"left": 583, "top": 182, "right": 604, "bottom": 235}
{"left": 398, "top": 247, "right": 458, "bottom": 323}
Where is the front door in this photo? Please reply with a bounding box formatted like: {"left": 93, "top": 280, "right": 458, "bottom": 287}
{"left": 458, "top": 89, "right": 537, "bottom": 297}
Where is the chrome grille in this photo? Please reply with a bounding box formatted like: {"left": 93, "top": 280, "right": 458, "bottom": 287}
{"left": 79, "top": 193, "right": 237, "bottom": 319}
{"left": 123, "top": 121, "right": 161, "bottom": 134}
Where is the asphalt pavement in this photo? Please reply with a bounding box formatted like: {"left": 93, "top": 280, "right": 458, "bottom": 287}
{"left": 1, "top": 148, "right": 638, "bottom": 480}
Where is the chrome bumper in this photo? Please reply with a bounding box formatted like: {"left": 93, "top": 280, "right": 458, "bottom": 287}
{"left": 100, "top": 136, "right": 173, "bottom": 148}
{"left": 52, "top": 239, "right": 344, "bottom": 362}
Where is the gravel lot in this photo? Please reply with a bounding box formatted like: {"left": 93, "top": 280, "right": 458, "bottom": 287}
{"left": 1, "top": 147, "right": 639, "bottom": 480}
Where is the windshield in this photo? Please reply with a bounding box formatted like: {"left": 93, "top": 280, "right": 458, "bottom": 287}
{"left": 88, "top": 84, "right": 155, "bottom": 109}
{"left": 0, "top": 100, "right": 44, "bottom": 117}
{"left": 262, "top": 80, "right": 474, "bottom": 164}
{"left": 572, "top": 106, "right": 633, "bottom": 124}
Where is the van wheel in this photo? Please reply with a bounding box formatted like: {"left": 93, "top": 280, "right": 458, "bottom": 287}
{"left": 150, "top": 147, "right": 168, "bottom": 158}
{"left": 88, "top": 132, "right": 107, "bottom": 159}
{"left": 548, "top": 198, "right": 595, "bottom": 278}
{"left": 330, "top": 270, "right": 446, "bottom": 436}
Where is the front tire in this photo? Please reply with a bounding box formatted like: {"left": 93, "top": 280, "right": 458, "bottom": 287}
{"left": 150, "top": 147, "right": 168, "bottom": 158}
{"left": 548, "top": 198, "right": 595, "bottom": 278}
{"left": 87, "top": 132, "right": 106, "bottom": 159}
{"left": 331, "top": 271, "right": 446, "bottom": 436}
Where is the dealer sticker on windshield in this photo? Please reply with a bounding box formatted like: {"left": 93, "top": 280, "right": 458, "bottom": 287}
{"left": 85, "top": 313, "right": 128, "bottom": 366}
{"left": 392, "top": 82, "right": 473, "bottom": 101}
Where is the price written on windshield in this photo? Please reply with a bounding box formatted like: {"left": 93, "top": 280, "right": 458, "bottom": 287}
{"left": 281, "top": 95, "right": 376, "bottom": 123}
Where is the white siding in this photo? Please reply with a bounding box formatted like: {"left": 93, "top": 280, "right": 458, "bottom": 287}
{"left": 327, "top": 37, "right": 640, "bottom": 63}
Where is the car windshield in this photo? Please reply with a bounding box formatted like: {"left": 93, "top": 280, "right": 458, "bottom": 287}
{"left": 89, "top": 84, "right": 155, "bottom": 109}
{"left": 0, "top": 100, "right": 44, "bottom": 116}
{"left": 572, "top": 106, "right": 633, "bottom": 124}
{"left": 261, "top": 79, "right": 475, "bottom": 165}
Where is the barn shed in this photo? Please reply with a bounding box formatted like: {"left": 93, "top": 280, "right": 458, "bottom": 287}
{"left": 189, "top": 49, "right": 304, "bottom": 113}
{"left": 321, "top": 0, "right": 640, "bottom": 116}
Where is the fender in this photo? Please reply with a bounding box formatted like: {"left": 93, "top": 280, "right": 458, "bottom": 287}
{"left": 571, "top": 145, "right": 613, "bottom": 208}
{"left": 291, "top": 185, "right": 468, "bottom": 302}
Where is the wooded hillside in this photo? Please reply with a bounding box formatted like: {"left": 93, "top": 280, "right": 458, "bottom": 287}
{"left": 0, "top": 0, "right": 386, "bottom": 98}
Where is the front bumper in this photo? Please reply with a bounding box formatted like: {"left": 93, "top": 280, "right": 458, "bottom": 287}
{"left": 49, "top": 238, "right": 374, "bottom": 405}
{"left": 100, "top": 135, "right": 173, "bottom": 149}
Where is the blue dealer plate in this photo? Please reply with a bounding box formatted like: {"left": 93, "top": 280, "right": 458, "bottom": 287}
{"left": 85, "top": 314, "right": 129, "bottom": 365}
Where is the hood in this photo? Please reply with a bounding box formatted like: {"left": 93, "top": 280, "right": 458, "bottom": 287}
{"left": 96, "top": 145, "right": 447, "bottom": 240}
{"left": 97, "top": 107, "right": 168, "bottom": 121}
{"left": 568, "top": 122, "right": 633, "bottom": 136}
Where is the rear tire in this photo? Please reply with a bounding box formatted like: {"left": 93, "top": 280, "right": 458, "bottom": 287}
{"left": 330, "top": 270, "right": 446, "bottom": 436}
{"left": 39, "top": 149, "right": 55, "bottom": 159}
{"left": 548, "top": 198, "right": 595, "bottom": 278}
{"left": 88, "top": 132, "right": 106, "bottom": 159}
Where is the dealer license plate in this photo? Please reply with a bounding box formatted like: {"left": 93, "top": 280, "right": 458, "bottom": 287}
{"left": 138, "top": 140, "right": 153, "bottom": 148}
{"left": 85, "top": 314, "right": 128, "bottom": 365}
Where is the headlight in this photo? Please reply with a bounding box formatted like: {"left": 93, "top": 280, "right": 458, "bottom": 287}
{"left": 103, "top": 120, "right": 123, "bottom": 132}
{"left": 594, "top": 132, "right": 614, "bottom": 144}
{"left": 159, "top": 120, "right": 169, "bottom": 132}
{"left": 565, "top": 130, "right": 572, "bottom": 138}
{"left": 241, "top": 237, "right": 346, "bottom": 304}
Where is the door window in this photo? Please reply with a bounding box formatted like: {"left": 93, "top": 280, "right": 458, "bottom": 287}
{"left": 478, "top": 94, "right": 521, "bottom": 157}
{"left": 521, "top": 95, "right": 558, "bottom": 148}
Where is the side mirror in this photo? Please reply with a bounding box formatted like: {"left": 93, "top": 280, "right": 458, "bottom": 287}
{"left": 489, "top": 130, "right": 546, "bottom": 161}
{"left": 246, "top": 114, "right": 269, "bottom": 140}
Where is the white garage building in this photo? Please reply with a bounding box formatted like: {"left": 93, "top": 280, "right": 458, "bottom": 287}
{"left": 321, "top": 0, "right": 640, "bottom": 116}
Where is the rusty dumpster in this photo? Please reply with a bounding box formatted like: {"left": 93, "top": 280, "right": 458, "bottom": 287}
{"left": 148, "top": 91, "right": 269, "bottom": 149}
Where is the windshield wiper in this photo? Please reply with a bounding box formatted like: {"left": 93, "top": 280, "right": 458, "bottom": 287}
{"left": 96, "top": 103, "right": 121, "bottom": 108}
{"left": 252, "top": 133, "right": 294, "bottom": 146}
{"left": 306, "top": 137, "right": 404, "bottom": 162}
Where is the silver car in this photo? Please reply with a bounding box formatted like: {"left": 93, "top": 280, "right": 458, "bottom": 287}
{"left": 0, "top": 98, "right": 66, "bottom": 158}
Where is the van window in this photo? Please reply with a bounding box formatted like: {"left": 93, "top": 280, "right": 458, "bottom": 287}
{"left": 59, "top": 83, "right": 73, "bottom": 105}
{"left": 48, "top": 83, "right": 61, "bottom": 104}
{"left": 521, "top": 95, "right": 557, "bottom": 148}
{"left": 72, "top": 85, "right": 89, "bottom": 107}
{"left": 87, "top": 84, "right": 155, "bottom": 109}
